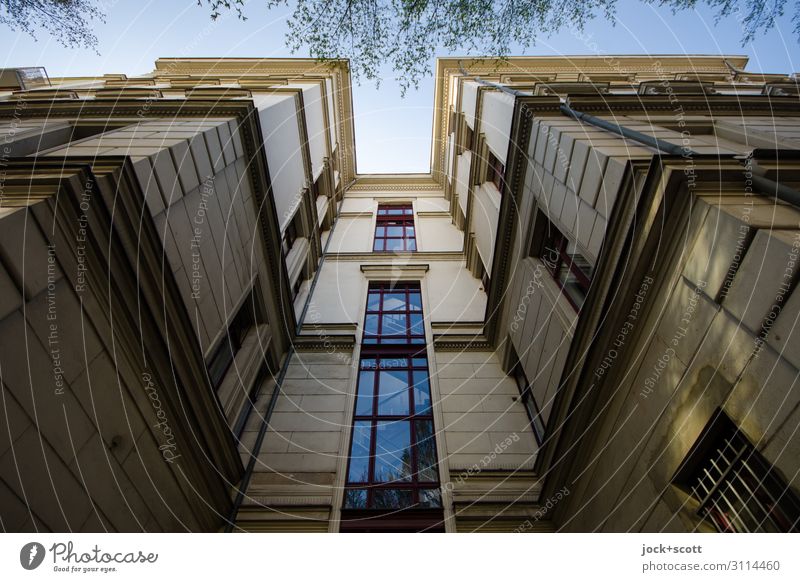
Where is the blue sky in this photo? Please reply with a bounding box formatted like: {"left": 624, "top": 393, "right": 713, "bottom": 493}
{"left": 1, "top": 1, "right": 798, "bottom": 173}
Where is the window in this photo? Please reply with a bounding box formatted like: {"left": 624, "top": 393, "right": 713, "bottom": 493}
{"left": 540, "top": 221, "right": 593, "bottom": 310}
{"left": 344, "top": 282, "right": 441, "bottom": 513}
{"left": 361, "top": 283, "right": 425, "bottom": 346}
{"left": 486, "top": 151, "right": 505, "bottom": 192}
{"left": 513, "top": 364, "right": 546, "bottom": 446}
{"left": 464, "top": 125, "right": 474, "bottom": 152}
{"left": 674, "top": 410, "right": 800, "bottom": 532}
{"left": 281, "top": 218, "right": 298, "bottom": 258}
{"left": 373, "top": 204, "right": 416, "bottom": 252}
{"left": 207, "top": 292, "right": 259, "bottom": 389}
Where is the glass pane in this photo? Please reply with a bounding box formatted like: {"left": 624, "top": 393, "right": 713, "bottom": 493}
{"left": 386, "top": 226, "right": 403, "bottom": 237}
{"left": 405, "top": 226, "right": 415, "bottom": 237}
{"left": 367, "top": 292, "right": 381, "bottom": 311}
{"left": 412, "top": 371, "right": 431, "bottom": 414}
{"left": 373, "top": 238, "right": 384, "bottom": 251}
{"left": 404, "top": 208, "right": 414, "bottom": 215}
{"left": 375, "top": 226, "right": 386, "bottom": 236}
{"left": 381, "top": 313, "right": 407, "bottom": 335}
{"left": 385, "top": 238, "right": 404, "bottom": 252}
{"left": 372, "top": 489, "right": 413, "bottom": 509}
{"left": 377, "top": 370, "right": 410, "bottom": 416}
{"left": 408, "top": 292, "right": 422, "bottom": 311}
{"left": 361, "top": 358, "right": 377, "bottom": 369}
{"left": 356, "top": 371, "right": 375, "bottom": 416}
{"left": 344, "top": 489, "right": 368, "bottom": 509}
{"left": 387, "top": 208, "right": 404, "bottom": 215}
{"left": 364, "top": 314, "right": 379, "bottom": 335}
{"left": 383, "top": 292, "right": 406, "bottom": 311}
{"left": 374, "top": 421, "right": 412, "bottom": 482}
{"left": 419, "top": 489, "right": 442, "bottom": 508}
{"left": 412, "top": 357, "right": 427, "bottom": 367}
{"left": 347, "top": 421, "right": 372, "bottom": 483}
{"left": 381, "top": 357, "right": 408, "bottom": 369}
{"left": 415, "top": 420, "right": 439, "bottom": 482}
{"left": 406, "top": 239, "right": 417, "bottom": 251}
{"left": 410, "top": 313, "right": 424, "bottom": 335}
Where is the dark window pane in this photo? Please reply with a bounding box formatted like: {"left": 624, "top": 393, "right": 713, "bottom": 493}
{"left": 419, "top": 488, "right": 442, "bottom": 508}
{"left": 374, "top": 421, "right": 412, "bottom": 482}
{"left": 356, "top": 371, "right": 375, "bottom": 416}
{"left": 413, "top": 371, "right": 431, "bottom": 414}
{"left": 415, "top": 420, "right": 439, "bottom": 482}
{"left": 377, "top": 370, "right": 410, "bottom": 416}
{"left": 412, "top": 357, "right": 427, "bottom": 367}
{"left": 383, "top": 292, "right": 407, "bottom": 311}
{"left": 382, "top": 313, "right": 407, "bottom": 335}
{"left": 344, "top": 489, "right": 368, "bottom": 509}
{"left": 364, "top": 314, "right": 379, "bottom": 335}
{"left": 347, "top": 421, "right": 372, "bottom": 483}
{"left": 372, "top": 489, "right": 414, "bottom": 509}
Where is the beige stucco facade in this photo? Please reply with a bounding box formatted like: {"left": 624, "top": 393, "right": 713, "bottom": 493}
{"left": 1, "top": 54, "right": 799, "bottom": 533}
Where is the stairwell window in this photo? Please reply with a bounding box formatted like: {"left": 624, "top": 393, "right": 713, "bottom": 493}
{"left": 344, "top": 282, "right": 441, "bottom": 515}
{"left": 374, "top": 203, "right": 416, "bottom": 252}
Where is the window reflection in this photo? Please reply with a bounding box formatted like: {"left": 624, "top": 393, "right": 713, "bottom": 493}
{"left": 345, "top": 283, "right": 441, "bottom": 511}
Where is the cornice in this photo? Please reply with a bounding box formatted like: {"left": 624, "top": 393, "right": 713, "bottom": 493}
{"left": 360, "top": 263, "right": 430, "bottom": 279}
{"left": 430, "top": 54, "right": 754, "bottom": 183}
{"left": 416, "top": 210, "right": 451, "bottom": 218}
{"left": 432, "top": 333, "right": 492, "bottom": 351}
{"left": 327, "top": 251, "right": 463, "bottom": 261}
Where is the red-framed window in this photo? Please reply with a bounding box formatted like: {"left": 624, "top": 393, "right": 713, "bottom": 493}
{"left": 362, "top": 282, "right": 426, "bottom": 346}
{"left": 374, "top": 204, "right": 416, "bottom": 252}
{"left": 344, "top": 282, "right": 441, "bottom": 511}
{"left": 541, "top": 224, "right": 593, "bottom": 310}
{"left": 486, "top": 151, "right": 505, "bottom": 192}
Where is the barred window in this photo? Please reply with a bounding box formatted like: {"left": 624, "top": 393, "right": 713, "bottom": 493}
{"left": 674, "top": 410, "right": 800, "bottom": 532}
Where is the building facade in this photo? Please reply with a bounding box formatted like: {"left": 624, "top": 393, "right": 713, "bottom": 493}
{"left": 0, "top": 55, "right": 798, "bottom": 533}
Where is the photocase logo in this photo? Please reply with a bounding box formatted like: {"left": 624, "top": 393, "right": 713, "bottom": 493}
{"left": 20, "top": 542, "right": 45, "bottom": 570}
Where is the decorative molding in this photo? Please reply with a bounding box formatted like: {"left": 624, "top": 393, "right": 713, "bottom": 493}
{"left": 337, "top": 211, "right": 373, "bottom": 218}
{"left": 360, "top": 263, "right": 430, "bottom": 279}
{"left": 430, "top": 321, "right": 485, "bottom": 329}
{"left": 432, "top": 333, "right": 492, "bottom": 351}
{"left": 416, "top": 210, "right": 452, "bottom": 218}
{"left": 327, "top": 251, "right": 463, "bottom": 262}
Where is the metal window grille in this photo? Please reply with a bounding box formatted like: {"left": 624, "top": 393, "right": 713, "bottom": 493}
{"left": 676, "top": 411, "right": 800, "bottom": 533}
